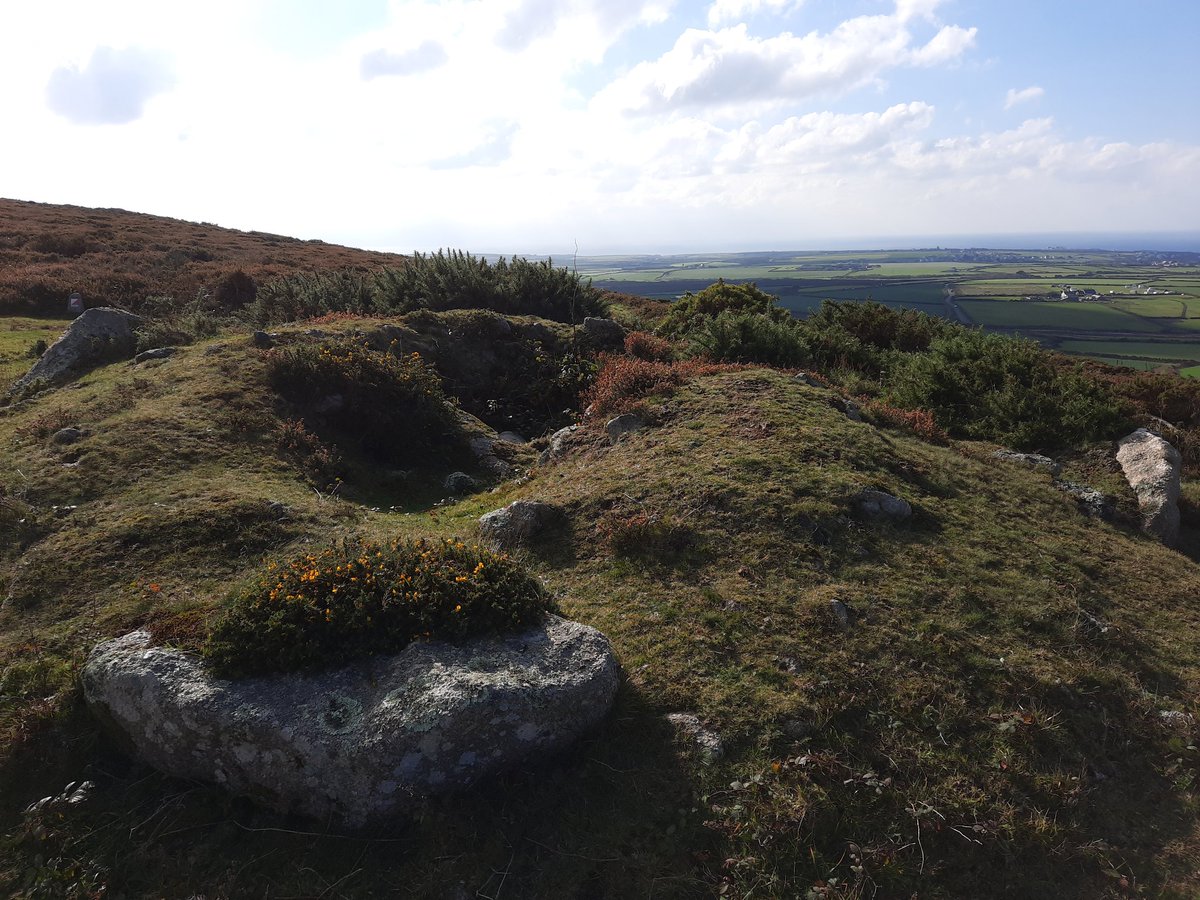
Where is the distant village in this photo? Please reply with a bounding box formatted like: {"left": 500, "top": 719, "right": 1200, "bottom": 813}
{"left": 1029, "top": 283, "right": 1180, "bottom": 302}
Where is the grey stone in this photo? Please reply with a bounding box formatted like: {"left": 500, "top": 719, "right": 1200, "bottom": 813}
{"left": 792, "top": 373, "right": 827, "bottom": 388}
{"left": 537, "top": 425, "right": 578, "bottom": 464}
{"left": 834, "top": 397, "right": 862, "bottom": 422}
{"left": 1116, "top": 428, "right": 1181, "bottom": 546}
{"left": 313, "top": 393, "right": 345, "bottom": 414}
{"left": 829, "top": 599, "right": 852, "bottom": 630}
{"left": 478, "top": 500, "right": 561, "bottom": 549}
{"left": 992, "top": 449, "right": 1062, "bottom": 477}
{"left": 580, "top": 317, "right": 625, "bottom": 349}
{"left": 497, "top": 431, "right": 527, "bottom": 445}
{"left": 1056, "top": 481, "right": 1114, "bottom": 520}
{"left": 605, "top": 413, "right": 645, "bottom": 445}
{"left": 444, "top": 471, "right": 477, "bottom": 494}
{"left": 51, "top": 427, "right": 85, "bottom": 445}
{"left": 855, "top": 489, "right": 912, "bottom": 521}
{"left": 82, "top": 617, "right": 619, "bottom": 829}
{"left": 252, "top": 331, "right": 276, "bottom": 349}
{"left": 665, "top": 713, "right": 724, "bottom": 763}
{"left": 134, "top": 347, "right": 178, "bottom": 363}
{"left": 11, "top": 308, "right": 142, "bottom": 394}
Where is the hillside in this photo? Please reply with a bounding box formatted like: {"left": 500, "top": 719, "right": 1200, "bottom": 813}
{"left": 0, "top": 198, "right": 403, "bottom": 315}
{"left": 0, "top": 208, "right": 1198, "bottom": 899}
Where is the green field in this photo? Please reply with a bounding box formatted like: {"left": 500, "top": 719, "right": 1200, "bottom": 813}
{"left": 586, "top": 248, "right": 1200, "bottom": 371}
{"left": 0, "top": 317, "right": 69, "bottom": 384}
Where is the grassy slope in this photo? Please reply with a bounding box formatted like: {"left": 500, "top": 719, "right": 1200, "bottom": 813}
{"left": 0, "top": 324, "right": 1198, "bottom": 898}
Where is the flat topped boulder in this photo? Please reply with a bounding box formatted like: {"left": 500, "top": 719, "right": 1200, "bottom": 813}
{"left": 1116, "top": 428, "right": 1181, "bottom": 546}
{"left": 11, "top": 307, "right": 142, "bottom": 394}
{"left": 478, "top": 500, "right": 561, "bottom": 549}
{"left": 82, "top": 616, "right": 619, "bottom": 829}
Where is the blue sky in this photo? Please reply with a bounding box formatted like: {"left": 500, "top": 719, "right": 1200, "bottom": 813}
{"left": 1, "top": 0, "right": 1196, "bottom": 254}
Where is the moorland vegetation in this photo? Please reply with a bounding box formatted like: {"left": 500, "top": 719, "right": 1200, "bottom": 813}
{"left": 0, "top": 203, "right": 1198, "bottom": 899}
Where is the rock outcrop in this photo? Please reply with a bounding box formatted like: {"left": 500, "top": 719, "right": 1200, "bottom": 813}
{"left": 478, "top": 500, "right": 561, "bottom": 549}
{"left": 991, "top": 449, "right": 1062, "bottom": 477}
{"left": 1116, "top": 428, "right": 1181, "bottom": 546}
{"left": 11, "top": 308, "right": 142, "bottom": 394}
{"left": 82, "top": 617, "right": 619, "bottom": 829}
{"left": 854, "top": 489, "right": 912, "bottom": 522}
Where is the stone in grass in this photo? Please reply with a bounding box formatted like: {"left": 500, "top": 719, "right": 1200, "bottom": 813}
{"left": 444, "top": 471, "right": 478, "bottom": 495}
{"left": 11, "top": 308, "right": 142, "bottom": 394}
{"left": 537, "top": 425, "right": 578, "bottom": 465}
{"left": 605, "top": 413, "right": 645, "bottom": 445}
{"left": 991, "top": 449, "right": 1062, "bottom": 477}
{"left": 854, "top": 489, "right": 912, "bottom": 522}
{"left": 134, "top": 347, "right": 178, "bottom": 364}
{"left": 82, "top": 617, "right": 620, "bottom": 829}
{"left": 666, "top": 713, "right": 724, "bottom": 763}
{"left": 1116, "top": 428, "right": 1182, "bottom": 547}
{"left": 478, "top": 500, "right": 561, "bottom": 550}
{"left": 51, "top": 426, "right": 85, "bottom": 445}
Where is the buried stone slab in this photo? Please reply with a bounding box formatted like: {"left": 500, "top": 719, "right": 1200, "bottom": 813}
{"left": 82, "top": 617, "right": 619, "bottom": 829}
{"left": 854, "top": 489, "right": 912, "bottom": 522}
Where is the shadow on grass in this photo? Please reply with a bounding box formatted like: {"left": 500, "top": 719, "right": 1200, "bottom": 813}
{"left": 0, "top": 675, "right": 714, "bottom": 899}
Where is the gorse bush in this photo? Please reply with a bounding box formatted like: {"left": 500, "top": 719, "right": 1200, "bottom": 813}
{"left": 374, "top": 250, "right": 605, "bottom": 322}
{"left": 887, "top": 330, "right": 1128, "bottom": 451}
{"left": 806, "top": 301, "right": 952, "bottom": 353}
{"left": 266, "top": 340, "right": 461, "bottom": 463}
{"left": 203, "top": 537, "right": 554, "bottom": 677}
{"left": 251, "top": 251, "right": 605, "bottom": 325}
{"left": 659, "top": 279, "right": 789, "bottom": 337}
{"left": 687, "top": 310, "right": 812, "bottom": 367}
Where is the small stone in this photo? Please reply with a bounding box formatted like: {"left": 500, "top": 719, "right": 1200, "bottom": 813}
{"left": 834, "top": 397, "right": 862, "bottom": 422}
{"left": 496, "top": 431, "right": 526, "bottom": 444}
{"left": 53, "top": 505, "right": 78, "bottom": 519}
{"left": 252, "top": 331, "right": 276, "bottom": 349}
{"left": 605, "top": 413, "right": 645, "bottom": 445}
{"left": 580, "top": 317, "right": 625, "bottom": 349}
{"left": 793, "top": 373, "right": 827, "bottom": 388}
{"left": 829, "top": 600, "right": 852, "bottom": 630}
{"left": 134, "top": 347, "right": 178, "bottom": 363}
{"left": 537, "top": 425, "right": 578, "bottom": 464}
{"left": 855, "top": 489, "right": 912, "bottom": 521}
{"left": 51, "top": 427, "right": 85, "bottom": 445}
{"left": 666, "top": 713, "right": 724, "bottom": 763}
{"left": 991, "top": 449, "right": 1062, "bottom": 477}
{"left": 444, "top": 472, "right": 477, "bottom": 495}
{"left": 1056, "top": 481, "right": 1113, "bottom": 520}
{"left": 478, "top": 500, "right": 561, "bottom": 549}
{"left": 265, "top": 501, "right": 289, "bottom": 518}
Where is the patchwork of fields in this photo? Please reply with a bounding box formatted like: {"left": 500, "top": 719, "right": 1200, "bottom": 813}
{"left": 583, "top": 248, "right": 1200, "bottom": 375}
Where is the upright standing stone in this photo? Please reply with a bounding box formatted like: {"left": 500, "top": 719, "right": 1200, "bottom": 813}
{"left": 1116, "top": 428, "right": 1181, "bottom": 547}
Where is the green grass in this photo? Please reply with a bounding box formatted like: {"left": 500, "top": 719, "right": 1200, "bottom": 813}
{"left": 1, "top": 332, "right": 1199, "bottom": 898}
{"left": 0, "top": 317, "right": 70, "bottom": 385}
{"left": 1056, "top": 339, "right": 1200, "bottom": 362}
{"left": 958, "top": 300, "right": 1167, "bottom": 332}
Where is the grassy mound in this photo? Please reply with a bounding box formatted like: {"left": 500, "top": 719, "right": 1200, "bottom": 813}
{"left": 204, "top": 537, "right": 553, "bottom": 677}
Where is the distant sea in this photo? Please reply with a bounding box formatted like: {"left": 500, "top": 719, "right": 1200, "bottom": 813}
{"left": 819, "top": 233, "right": 1200, "bottom": 253}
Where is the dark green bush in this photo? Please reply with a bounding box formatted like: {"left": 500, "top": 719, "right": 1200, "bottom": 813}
{"left": 887, "top": 330, "right": 1128, "bottom": 450}
{"left": 806, "top": 301, "right": 952, "bottom": 353}
{"left": 659, "top": 279, "right": 789, "bottom": 337}
{"left": 203, "top": 537, "right": 554, "bottom": 677}
{"left": 251, "top": 270, "right": 375, "bottom": 325}
{"left": 215, "top": 270, "right": 257, "bottom": 310}
{"left": 266, "top": 340, "right": 461, "bottom": 463}
{"left": 374, "top": 250, "right": 605, "bottom": 323}
{"left": 687, "top": 310, "right": 812, "bottom": 367}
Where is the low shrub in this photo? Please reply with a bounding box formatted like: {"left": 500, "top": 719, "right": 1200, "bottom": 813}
{"left": 858, "top": 398, "right": 949, "bottom": 444}
{"left": 595, "top": 509, "right": 697, "bottom": 559}
{"left": 687, "top": 310, "right": 812, "bottom": 367}
{"left": 274, "top": 418, "right": 341, "bottom": 485}
{"left": 624, "top": 330, "right": 675, "bottom": 362}
{"left": 887, "top": 330, "right": 1128, "bottom": 451}
{"left": 659, "top": 279, "right": 789, "bottom": 337}
{"left": 582, "top": 355, "right": 743, "bottom": 418}
{"left": 266, "top": 340, "right": 461, "bottom": 463}
{"left": 203, "top": 537, "right": 554, "bottom": 676}
{"left": 214, "top": 270, "right": 257, "bottom": 310}
{"left": 806, "top": 301, "right": 952, "bottom": 353}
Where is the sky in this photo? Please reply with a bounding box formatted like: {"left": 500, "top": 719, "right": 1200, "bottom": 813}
{"left": 1, "top": 0, "right": 1197, "bottom": 255}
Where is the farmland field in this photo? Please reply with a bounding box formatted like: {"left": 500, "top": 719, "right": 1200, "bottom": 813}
{"left": 583, "top": 246, "right": 1200, "bottom": 373}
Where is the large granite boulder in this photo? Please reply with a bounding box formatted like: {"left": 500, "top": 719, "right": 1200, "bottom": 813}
{"left": 11, "top": 308, "right": 142, "bottom": 394}
{"left": 82, "top": 616, "right": 619, "bottom": 829}
{"left": 478, "top": 500, "right": 561, "bottom": 550}
{"left": 1116, "top": 428, "right": 1181, "bottom": 546}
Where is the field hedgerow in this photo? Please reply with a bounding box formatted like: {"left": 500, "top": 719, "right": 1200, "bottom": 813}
{"left": 203, "top": 537, "right": 555, "bottom": 677}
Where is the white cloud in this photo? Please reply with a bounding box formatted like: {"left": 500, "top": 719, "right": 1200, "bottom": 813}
{"left": 45, "top": 46, "right": 175, "bottom": 125}
{"left": 706, "top": 0, "right": 796, "bottom": 27}
{"left": 360, "top": 41, "right": 448, "bottom": 79}
{"left": 1004, "top": 85, "right": 1045, "bottom": 109}
{"left": 595, "top": 3, "right": 977, "bottom": 116}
